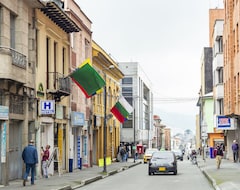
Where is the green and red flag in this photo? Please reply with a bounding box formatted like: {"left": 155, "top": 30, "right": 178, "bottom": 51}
{"left": 111, "top": 96, "right": 133, "bottom": 123}
{"left": 70, "top": 59, "right": 105, "bottom": 98}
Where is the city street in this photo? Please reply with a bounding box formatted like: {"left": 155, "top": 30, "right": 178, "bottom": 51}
{"left": 78, "top": 159, "right": 214, "bottom": 190}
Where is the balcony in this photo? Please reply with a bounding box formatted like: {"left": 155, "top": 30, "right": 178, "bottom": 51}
{"left": 213, "top": 53, "right": 223, "bottom": 71}
{"left": 215, "top": 83, "right": 224, "bottom": 99}
{"left": 47, "top": 72, "right": 71, "bottom": 101}
{"left": 0, "top": 46, "right": 27, "bottom": 84}
{"left": 40, "top": 0, "right": 80, "bottom": 33}
{"left": 213, "top": 20, "right": 224, "bottom": 41}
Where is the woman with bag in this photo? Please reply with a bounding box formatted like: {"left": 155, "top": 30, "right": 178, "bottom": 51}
{"left": 41, "top": 145, "right": 50, "bottom": 178}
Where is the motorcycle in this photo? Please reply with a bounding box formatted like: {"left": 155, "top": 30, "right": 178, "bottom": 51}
{"left": 191, "top": 154, "right": 197, "bottom": 165}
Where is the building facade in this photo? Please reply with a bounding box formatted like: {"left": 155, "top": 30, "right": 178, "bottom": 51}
{"left": 35, "top": 0, "right": 80, "bottom": 175}
{"left": 92, "top": 41, "right": 124, "bottom": 165}
{"left": 223, "top": 0, "right": 240, "bottom": 159}
{"left": 65, "top": 0, "right": 93, "bottom": 170}
{"left": 0, "top": 0, "right": 44, "bottom": 185}
{"left": 118, "top": 62, "right": 153, "bottom": 153}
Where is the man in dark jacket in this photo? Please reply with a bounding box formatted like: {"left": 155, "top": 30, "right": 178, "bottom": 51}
{"left": 215, "top": 144, "right": 223, "bottom": 169}
{"left": 232, "top": 140, "right": 239, "bottom": 162}
{"left": 22, "top": 139, "right": 38, "bottom": 186}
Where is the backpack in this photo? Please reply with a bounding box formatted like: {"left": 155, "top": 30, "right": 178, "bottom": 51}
{"left": 216, "top": 147, "right": 223, "bottom": 156}
{"left": 120, "top": 148, "right": 125, "bottom": 156}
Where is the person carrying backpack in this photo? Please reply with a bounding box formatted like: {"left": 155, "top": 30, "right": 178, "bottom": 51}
{"left": 120, "top": 147, "right": 126, "bottom": 162}
{"left": 215, "top": 144, "right": 223, "bottom": 169}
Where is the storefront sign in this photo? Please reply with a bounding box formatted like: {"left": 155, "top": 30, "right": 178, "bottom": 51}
{"left": 1, "top": 122, "right": 6, "bottom": 163}
{"left": 40, "top": 100, "right": 55, "bottom": 115}
{"left": 217, "top": 115, "right": 236, "bottom": 130}
{"left": 77, "top": 136, "right": 81, "bottom": 169}
{"left": 71, "top": 112, "right": 84, "bottom": 126}
{"left": 0, "top": 106, "right": 9, "bottom": 120}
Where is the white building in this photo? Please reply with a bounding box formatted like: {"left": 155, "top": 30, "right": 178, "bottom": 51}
{"left": 118, "top": 62, "right": 153, "bottom": 150}
{"left": 212, "top": 19, "right": 224, "bottom": 128}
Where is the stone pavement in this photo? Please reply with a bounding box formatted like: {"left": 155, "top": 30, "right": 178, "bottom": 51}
{"left": 0, "top": 158, "right": 141, "bottom": 190}
{"left": 1, "top": 156, "right": 240, "bottom": 190}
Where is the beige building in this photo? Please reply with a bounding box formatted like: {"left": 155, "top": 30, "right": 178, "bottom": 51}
{"left": 0, "top": 0, "right": 44, "bottom": 185}
{"left": 92, "top": 41, "right": 124, "bottom": 165}
{"left": 35, "top": 0, "right": 79, "bottom": 175}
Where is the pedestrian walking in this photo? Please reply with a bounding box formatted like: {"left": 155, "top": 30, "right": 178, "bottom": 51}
{"left": 125, "top": 146, "right": 129, "bottom": 161}
{"left": 120, "top": 146, "right": 126, "bottom": 162}
{"left": 232, "top": 140, "right": 239, "bottom": 162}
{"left": 22, "top": 139, "right": 38, "bottom": 186}
{"left": 41, "top": 145, "right": 50, "bottom": 178}
{"left": 214, "top": 144, "right": 223, "bottom": 169}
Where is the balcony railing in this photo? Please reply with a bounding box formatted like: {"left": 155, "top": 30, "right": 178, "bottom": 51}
{"left": 0, "top": 46, "right": 27, "bottom": 69}
{"left": 47, "top": 72, "right": 71, "bottom": 99}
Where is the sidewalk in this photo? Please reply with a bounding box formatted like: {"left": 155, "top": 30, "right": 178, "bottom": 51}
{"left": 197, "top": 156, "right": 240, "bottom": 190}
{"left": 0, "top": 158, "right": 141, "bottom": 190}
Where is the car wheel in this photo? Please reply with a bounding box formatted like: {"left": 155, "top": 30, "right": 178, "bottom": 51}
{"left": 173, "top": 170, "right": 177, "bottom": 175}
{"left": 148, "top": 169, "right": 153, "bottom": 175}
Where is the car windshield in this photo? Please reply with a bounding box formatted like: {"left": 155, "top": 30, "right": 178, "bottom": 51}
{"left": 152, "top": 151, "right": 174, "bottom": 161}
{"left": 145, "top": 149, "right": 158, "bottom": 154}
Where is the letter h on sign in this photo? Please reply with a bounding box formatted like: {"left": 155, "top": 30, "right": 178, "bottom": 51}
{"left": 40, "top": 100, "right": 55, "bottom": 115}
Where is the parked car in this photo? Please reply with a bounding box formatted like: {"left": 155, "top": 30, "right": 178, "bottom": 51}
{"left": 143, "top": 148, "right": 159, "bottom": 164}
{"left": 148, "top": 151, "right": 177, "bottom": 175}
{"left": 172, "top": 149, "right": 183, "bottom": 161}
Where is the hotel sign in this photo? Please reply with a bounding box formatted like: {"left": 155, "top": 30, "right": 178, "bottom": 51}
{"left": 217, "top": 115, "right": 236, "bottom": 130}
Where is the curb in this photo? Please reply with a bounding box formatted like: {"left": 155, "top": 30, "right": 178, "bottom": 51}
{"left": 71, "top": 162, "right": 142, "bottom": 190}
{"left": 198, "top": 164, "right": 220, "bottom": 190}
{"left": 56, "top": 185, "right": 72, "bottom": 190}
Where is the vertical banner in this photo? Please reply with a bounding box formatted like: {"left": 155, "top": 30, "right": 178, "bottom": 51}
{"left": 77, "top": 136, "right": 81, "bottom": 169}
{"left": 83, "top": 136, "right": 88, "bottom": 166}
{"left": 1, "top": 122, "right": 7, "bottom": 163}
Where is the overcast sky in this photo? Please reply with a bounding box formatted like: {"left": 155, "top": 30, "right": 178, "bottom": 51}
{"left": 75, "top": 0, "right": 223, "bottom": 134}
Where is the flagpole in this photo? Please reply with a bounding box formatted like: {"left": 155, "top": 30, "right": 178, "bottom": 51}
{"left": 103, "top": 65, "right": 115, "bottom": 173}
{"left": 103, "top": 80, "right": 107, "bottom": 173}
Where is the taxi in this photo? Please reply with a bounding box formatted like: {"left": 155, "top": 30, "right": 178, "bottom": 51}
{"left": 143, "top": 148, "right": 159, "bottom": 164}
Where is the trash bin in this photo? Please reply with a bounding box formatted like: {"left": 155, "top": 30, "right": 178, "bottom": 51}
{"left": 210, "top": 147, "right": 214, "bottom": 158}
{"left": 69, "top": 159, "right": 73, "bottom": 172}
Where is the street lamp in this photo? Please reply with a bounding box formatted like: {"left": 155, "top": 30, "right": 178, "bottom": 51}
{"left": 103, "top": 65, "right": 114, "bottom": 173}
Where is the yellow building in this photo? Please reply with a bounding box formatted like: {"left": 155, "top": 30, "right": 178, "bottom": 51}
{"left": 35, "top": 1, "right": 79, "bottom": 175}
{"left": 92, "top": 41, "right": 124, "bottom": 165}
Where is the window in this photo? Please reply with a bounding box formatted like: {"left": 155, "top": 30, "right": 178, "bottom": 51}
{"left": 218, "top": 68, "right": 223, "bottom": 83}
{"left": 62, "top": 47, "right": 66, "bottom": 75}
{"left": 122, "top": 120, "right": 132, "bottom": 128}
{"left": 218, "top": 99, "right": 224, "bottom": 115}
{"left": 143, "top": 104, "right": 149, "bottom": 130}
{"left": 122, "top": 87, "right": 132, "bottom": 98}
{"left": 122, "top": 77, "right": 133, "bottom": 84}
{"left": 10, "top": 13, "right": 16, "bottom": 49}
{"left": 0, "top": 7, "right": 2, "bottom": 45}
{"left": 85, "top": 39, "right": 90, "bottom": 59}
